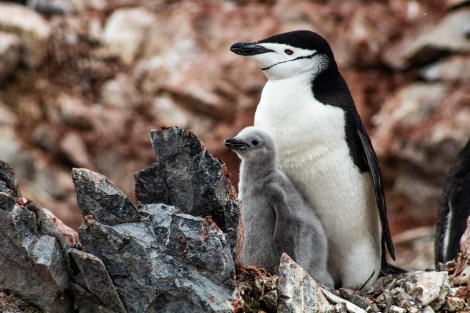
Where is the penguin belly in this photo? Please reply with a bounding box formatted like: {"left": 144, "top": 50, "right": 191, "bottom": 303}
{"left": 283, "top": 150, "right": 382, "bottom": 289}
{"left": 239, "top": 194, "right": 278, "bottom": 273}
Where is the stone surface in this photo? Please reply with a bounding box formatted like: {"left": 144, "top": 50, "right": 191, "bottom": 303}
{"left": 445, "top": 217, "right": 470, "bottom": 287}
{"left": 101, "top": 7, "right": 157, "bottom": 65}
{"left": 420, "top": 55, "right": 470, "bottom": 81}
{"left": 373, "top": 83, "right": 449, "bottom": 156}
{"left": 0, "top": 3, "right": 51, "bottom": 68}
{"left": 0, "top": 163, "right": 73, "bottom": 312}
{"left": 69, "top": 249, "right": 126, "bottom": 313}
{"left": 43, "top": 207, "right": 79, "bottom": 246}
{"left": 367, "top": 262, "right": 470, "bottom": 312}
{"left": 77, "top": 202, "right": 239, "bottom": 311}
{"left": 0, "top": 31, "right": 20, "bottom": 82}
{"left": 100, "top": 73, "right": 140, "bottom": 109}
{"left": 321, "top": 289, "right": 368, "bottom": 313}
{"left": 446, "top": 0, "right": 470, "bottom": 8}
{"left": 0, "top": 103, "right": 22, "bottom": 168}
{"left": 0, "top": 160, "right": 20, "bottom": 198}
{"left": 383, "top": 8, "right": 470, "bottom": 70}
{"left": 135, "top": 127, "right": 239, "bottom": 248}
{"left": 72, "top": 168, "right": 141, "bottom": 226}
{"left": 391, "top": 226, "right": 435, "bottom": 270}
{"left": 277, "top": 253, "right": 331, "bottom": 313}
{"left": 234, "top": 264, "right": 278, "bottom": 312}
{"left": 409, "top": 271, "right": 450, "bottom": 310}
{"left": 0, "top": 291, "right": 42, "bottom": 313}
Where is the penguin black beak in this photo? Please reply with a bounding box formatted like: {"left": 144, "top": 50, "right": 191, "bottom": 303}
{"left": 230, "top": 42, "right": 274, "bottom": 56}
{"left": 224, "top": 138, "right": 248, "bottom": 151}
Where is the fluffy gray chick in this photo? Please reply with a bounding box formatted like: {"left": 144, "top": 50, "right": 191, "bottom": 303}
{"left": 225, "top": 126, "right": 333, "bottom": 287}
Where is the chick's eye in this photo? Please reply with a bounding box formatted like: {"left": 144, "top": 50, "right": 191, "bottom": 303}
{"left": 251, "top": 140, "right": 259, "bottom": 146}
{"left": 284, "top": 49, "right": 294, "bottom": 55}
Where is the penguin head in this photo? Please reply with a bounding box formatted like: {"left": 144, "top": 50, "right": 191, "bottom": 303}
{"left": 230, "top": 30, "right": 335, "bottom": 80}
{"left": 224, "top": 126, "right": 275, "bottom": 162}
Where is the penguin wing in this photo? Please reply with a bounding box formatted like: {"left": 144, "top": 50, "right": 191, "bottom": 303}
{"left": 267, "top": 184, "right": 298, "bottom": 256}
{"left": 357, "top": 128, "right": 395, "bottom": 260}
{"left": 267, "top": 184, "right": 294, "bottom": 221}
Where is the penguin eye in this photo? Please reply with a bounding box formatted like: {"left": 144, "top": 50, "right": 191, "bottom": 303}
{"left": 284, "top": 49, "right": 294, "bottom": 55}
{"left": 251, "top": 140, "right": 259, "bottom": 146}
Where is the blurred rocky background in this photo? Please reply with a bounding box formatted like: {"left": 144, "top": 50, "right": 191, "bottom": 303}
{"left": 0, "top": 0, "right": 469, "bottom": 272}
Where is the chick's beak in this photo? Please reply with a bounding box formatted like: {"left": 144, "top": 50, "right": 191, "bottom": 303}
{"left": 224, "top": 138, "right": 248, "bottom": 151}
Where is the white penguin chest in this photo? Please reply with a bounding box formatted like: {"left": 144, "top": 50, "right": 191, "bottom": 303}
{"left": 254, "top": 77, "right": 348, "bottom": 166}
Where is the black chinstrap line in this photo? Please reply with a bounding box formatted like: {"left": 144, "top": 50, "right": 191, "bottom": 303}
{"left": 261, "top": 52, "right": 317, "bottom": 71}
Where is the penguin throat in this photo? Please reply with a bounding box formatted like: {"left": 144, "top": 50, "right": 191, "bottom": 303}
{"left": 261, "top": 52, "right": 317, "bottom": 71}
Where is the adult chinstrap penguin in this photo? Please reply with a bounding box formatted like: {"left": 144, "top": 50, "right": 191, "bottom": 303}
{"left": 225, "top": 126, "right": 333, "bottom": 287}
{"left": 435, "top": 137, "right": 470, "bottom": 266}
{"left": 230, "top": 30, "right": 395, "bottom": 290}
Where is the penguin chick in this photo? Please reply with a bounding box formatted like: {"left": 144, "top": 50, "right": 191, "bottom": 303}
{"left": 225, "top": 126, "right": 333, "bottom": 287}
{"left": 435, "top": 137, "right": 470, "bottom": 266}
{"left": 231, "top": 30, "right": 395, "bottom": 290}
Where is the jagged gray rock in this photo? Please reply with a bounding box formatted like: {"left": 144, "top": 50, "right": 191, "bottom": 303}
{"left": 72, "top": 167, "right": 141, "bottom": 226}
{"left": 72, "top": 167, "right": 241, "bottom": 313}
{"left": 0, "top": 160, "right": 19, "bottom": 197}
{"left": 134, "top": 127, "right": 239, "bottom": 248}
{"left": 0, "top": 163, "right": 73, "bottom": 313}
{"left": 69, "top": 249, "right": 126, "bottom": 313}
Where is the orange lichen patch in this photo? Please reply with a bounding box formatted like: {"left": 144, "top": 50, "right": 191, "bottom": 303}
{"left": 15, "top": 197, "right": 30, "bottom": 206}
{"left": 454, "top": 285, "right": 470, "bottom": 299}
{"left": 222, "top": 165, "right": 231, "bottom": 178}
{"left": 230, "top": 297, "right": 245, "bottom": 313}
{"left": 158, "top": 126, "right": 172, "bottom": 133}
{"left": 200, "top": 215, "right": 221, "bottom": 240}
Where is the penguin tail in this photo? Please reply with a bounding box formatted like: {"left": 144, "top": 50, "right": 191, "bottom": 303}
{"left": 380, "top": 262, "right": 407, "bottom": 276}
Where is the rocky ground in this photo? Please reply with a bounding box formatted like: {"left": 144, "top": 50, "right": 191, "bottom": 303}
{"left": 0, "top": 128, "right": 469, "bottom": 313}
{"left": 0, "top": 0, "right": 469, "bottom": 275}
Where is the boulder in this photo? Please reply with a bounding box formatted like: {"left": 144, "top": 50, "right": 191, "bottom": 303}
{"left": 0, "top": 163, "right": 73, "bottom": 312}
{"left": 277, "top": 253, "right": 331, "bottom": 313}
{"left": 72, "top": 167, "right": 241, "bottom": 312}
{"left": 135, "top": 127, "right": 239, "bottom": 248}
{"left": 72, "top": 168, "right": 141, "bottom": 227}
{"left": 0, "top": 3, "right": 51, "bottom": 68}
{"left": 101, "top": 7, "right": 157, "bottom": 65}
{"left": 383, "top": 8, "right": 470, "bottom": 70}
{"left": 69, "top": 249, "right": 126, "bottom": 313}
{"left": 0, "top": 160, "right": 19, "bottom": 198}
{"left": 420, "top": 55, "right": 470, "bottom": 81}
{"left": 0, "top": 31, "right": 20, "bottom": 81}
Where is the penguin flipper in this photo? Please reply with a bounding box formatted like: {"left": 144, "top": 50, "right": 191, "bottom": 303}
{"left": 357, "top": 128, "right": 395, "bottom": 260}
{"left": 268, "top": 185, "right": 298, "bottom": 259}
